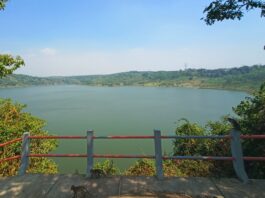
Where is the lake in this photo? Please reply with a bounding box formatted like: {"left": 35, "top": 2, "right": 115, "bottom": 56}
{"left": 0, "top": 85, "right": 247, "bottom": 173}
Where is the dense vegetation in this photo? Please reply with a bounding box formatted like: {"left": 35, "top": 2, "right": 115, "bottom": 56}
{"left": 1, "top": 65, "right": 265, "bottom": 92}
{"left": 0, "top": 99, "right": 58, "bottom": 176}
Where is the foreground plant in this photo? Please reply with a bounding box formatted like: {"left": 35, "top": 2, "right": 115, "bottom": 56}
{"left": 0, "top": 99, "right": 58, "bottom": 176}
{"left": 94, "top": 160, "right": 120, "bottom": 175}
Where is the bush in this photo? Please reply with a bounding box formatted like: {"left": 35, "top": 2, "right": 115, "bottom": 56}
{"left": 173, "top": 118, "right": 234, "bottom": 178}
{"left": 0, "top": 99, "right": 58, "bottom": 176}
{"left": 125, "top": 159, "right": 155, "bottom": 176}
{"left": 125, "top": 159, "right": 186, "bottom": 177}
{"left": 94, "top": 160, "right": 120, "bottom": 175}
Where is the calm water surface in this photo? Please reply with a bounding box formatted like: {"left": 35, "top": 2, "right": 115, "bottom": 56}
{"left": 0, "top": 85, "right": 247, "bottom": 173}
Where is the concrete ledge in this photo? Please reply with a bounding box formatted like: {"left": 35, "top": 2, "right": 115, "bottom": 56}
{"left": 0, "top": 174, "right": 264, "bottom": 198}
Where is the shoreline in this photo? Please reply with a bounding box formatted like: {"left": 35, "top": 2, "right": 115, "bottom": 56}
{"left": 0, "top": 83, "right": 250, "bottom": 93}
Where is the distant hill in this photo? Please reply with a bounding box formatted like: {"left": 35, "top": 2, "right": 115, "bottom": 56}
{"left": 1, "top": 65, "right": 265, "bottom": 92}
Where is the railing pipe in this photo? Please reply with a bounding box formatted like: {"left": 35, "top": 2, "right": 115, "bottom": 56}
{"left": 29, "top": 136, "right": 86, "bottom": 139}
{"left": 165, "top": 156, "right": 234, "bottom": 160}
{"left": 86, "top": 130, "right": 94, "bottom": 178}
{"left": 93, "top": 154, "right": 154, "bottom": 159}
{"left": 240, "top": 135, "right": 265, "bottom": 139}
{"left": 161, "top": 135, "right": 231, "bottom": 139}
{"left": 19, "top": 132, "right": 30, "bottom": 176}
{"left": 94, "top": 135, "right": 154, "bottom": 139}
{"left": 0, "top": 155, "right": 21, "bottom": 163}
{"left": 29, "top": 154, "right": 87, "bottom": 157}
{"left": 0, "top": 138, "right": 22, "bottom": 147}
{"left": 93, "top": 135, "right": 231, "bottom": 139}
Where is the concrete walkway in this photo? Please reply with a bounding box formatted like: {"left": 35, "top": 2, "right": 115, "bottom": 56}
{"left": 0, "top": 174, "right": 264, "bottom": 198}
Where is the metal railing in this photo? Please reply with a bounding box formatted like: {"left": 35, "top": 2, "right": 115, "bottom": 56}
{"left": 1, "top": 128, "right": 265, "bottom": 183}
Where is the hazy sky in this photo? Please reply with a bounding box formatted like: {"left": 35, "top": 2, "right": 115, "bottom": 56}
{"left": 0, "top": 0, "right": 264, "bottom": 76}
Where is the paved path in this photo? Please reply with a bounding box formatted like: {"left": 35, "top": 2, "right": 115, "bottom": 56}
{"left": 0, "top": 174, "right": 264, "bottom": 197}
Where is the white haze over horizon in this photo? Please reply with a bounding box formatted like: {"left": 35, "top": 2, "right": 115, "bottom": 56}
{"left": 12, "top": 46, "right": 265, "bottom": 77}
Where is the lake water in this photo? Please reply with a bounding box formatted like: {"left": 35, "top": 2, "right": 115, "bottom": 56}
{"left": 0, "top": 85, "right": 247, "bottom": 173}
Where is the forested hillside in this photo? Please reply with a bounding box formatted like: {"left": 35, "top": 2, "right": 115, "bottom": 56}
{"left": 1, "top": 65, "right": 265, "bottom": 92}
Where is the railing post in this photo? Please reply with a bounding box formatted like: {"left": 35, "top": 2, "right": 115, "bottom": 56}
{"left": 86, "top": 129, "right": 94, "bottom": 178}
{"left": 154, "top": 129, "right": 163, "bottom": 180}
{"left": 230, "top": 128, "right": 249, "bottom": 183}
{"left": 19, "top": 132, "right": 30, "bottom": 176}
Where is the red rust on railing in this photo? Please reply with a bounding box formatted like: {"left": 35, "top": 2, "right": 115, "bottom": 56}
{"left": 93, "top": 135, "right": 232, "bottom": 139}
{"left": 93, "top": 154, "right": 154, "bottom": 159}
{"left": 0, "top": 155, "right": 21, "bottom": 163}
{"left": 240, "top": 135, "right": 265, "bottom": 139}
{"left": 7, "top": 134, "right": 265, "bottom": 141}
{"left": 27, "top": 135, "right": 233, "bottom": 140}
{"left": 28, "top": 154, "right": 155, "bottom": 159}
{"left": 29, "top": 136, "right": 86, "bottom": 139}
{"left": 29, "top": 154, "right": 87, "bottom": 157}
{"left": 0, "top": 138, "right": 22, "bottom": 147}
{"left": 0, "top": 139, "right": 22, "bottom": 164}
{"left": 28, "top": 135, "right": 155, "bottom": 139}
{"left": 94, "top": 135, "right": 154, "bottom": 139}
{"left": 161, "top": 135, "right": 231, "bottom": 139}
{"left": 163, "top": 156, "right": 235, "bottom": 161}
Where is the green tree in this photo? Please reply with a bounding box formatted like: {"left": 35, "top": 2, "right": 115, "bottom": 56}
{"left": 0, "top": 99, "right": 58, "bottom": 176}
{"left": 203, "top": 0, "right": 265, "bottom": 25}
{"left": 173, "top": 119, "right": 204, "bottom": 156}
{"left": 204, "top": 119, "right": 234, "bottom": 177}
{"left": 173, "top": 118, "right": 234, "bottom": 177}
{"left": 0, "top": 0, "right": 7, "bottom": 10}
{"left": 0, "top": 55, "right": 25, "bottom": 78}
{"left": 234, "top": 82, "right": 265, "bottom": 132}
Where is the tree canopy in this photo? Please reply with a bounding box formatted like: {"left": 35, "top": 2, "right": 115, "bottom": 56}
{"left": 203, "top": 0, "right": 265, "bottom": 25}
{"left": 0, "top": 99, "right": 58, "bottom": 176}
{"left": 0, "top": 0, "right": 7, "bottom": 10}
{"left": 0, "top": 55, "right": 24, "bottom": 78}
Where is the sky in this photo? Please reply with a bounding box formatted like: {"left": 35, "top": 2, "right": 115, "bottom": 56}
{"left": 0, "top": 0, "right": 264, "bottom": 77}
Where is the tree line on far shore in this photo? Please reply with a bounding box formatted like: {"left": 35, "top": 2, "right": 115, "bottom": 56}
{"left": 1, "top": 64, "right": 265, "bottom": 93}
